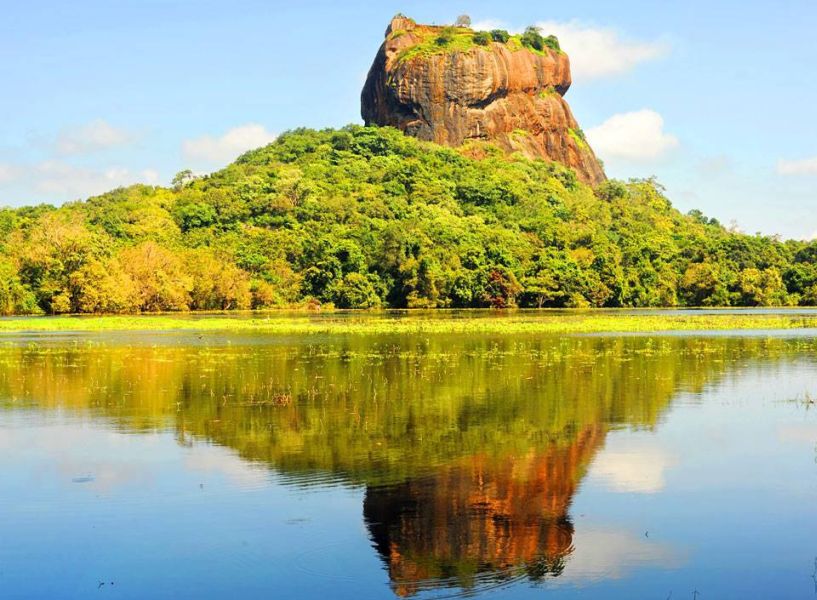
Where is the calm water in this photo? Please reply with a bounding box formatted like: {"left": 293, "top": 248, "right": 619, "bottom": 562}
{"left": 1, "top": 328, "right": 816, "bottom": 599}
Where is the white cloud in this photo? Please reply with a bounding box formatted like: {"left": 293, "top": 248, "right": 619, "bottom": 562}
{"left": 556, "top": 527, "right": 683, "bottom": 583}
{"left": 55, "top": 119, "right": 135, "bottom": 155}
{"left": 32, "top": 161, "right": 159, "bottom": 198}
{"left": 182, "top": 123, "right": 276, "bottom": 165}
{"left": 470, "top": 19, "right": 507, "bottom": 32}
{"left": 469, "top": 19, "right": 668, "bottom": 81}
{"left": 586, "top": 109, "right": 679, "bottom": 162}
{"left": 776, "top": 156, "right": 817, "bottom": 176}
{"left": 0, "top": 163, "right": 24, "bottom": 184}
{"left": 588, "top": 446, "right": 676, "bottom": 494}
{"left": 0, "top": 119, "right": 157, "bottom": 200}
{"left": 535, "top": 20, "right": 669, "bottom": 81}
{"left": 185, "top": 448, "right": 270, "bottom": 489}
{"left": 141, "top": 168, "right": 161, "bottom": 184}
{"left": 0, "top": 159, "right": 159, "bottom": 200}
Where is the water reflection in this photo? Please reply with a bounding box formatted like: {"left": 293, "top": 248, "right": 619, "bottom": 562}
{"left": 1, "top": 333, "right": 815, "bottom": 597}
{"left": 364, "top": 427, "right": 603, "bottom": 596}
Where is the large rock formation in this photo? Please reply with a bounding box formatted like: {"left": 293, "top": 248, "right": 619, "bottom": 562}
{"left": 361, "top": 16, "right": 606, "bottom": 186}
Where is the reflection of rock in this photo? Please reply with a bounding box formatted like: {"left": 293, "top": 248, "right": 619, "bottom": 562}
{"left": 363, "top": 426, "right": 605, "bottom": 597}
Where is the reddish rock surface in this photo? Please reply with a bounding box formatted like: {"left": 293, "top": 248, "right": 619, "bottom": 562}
{"left": 361, "top": 16, "right": 606, "bottom": 186}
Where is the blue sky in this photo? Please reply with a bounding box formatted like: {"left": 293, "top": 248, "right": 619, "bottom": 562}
{"left": 1, "top": 0, "right": 816, "bottom": 239}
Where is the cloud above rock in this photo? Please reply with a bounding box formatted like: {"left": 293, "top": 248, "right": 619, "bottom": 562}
{"left": 471, "top": 19, "right": 669, "bottom": 81}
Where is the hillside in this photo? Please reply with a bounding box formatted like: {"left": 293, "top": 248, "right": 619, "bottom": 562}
{"left": 0, "top": 125, "right": 815, "bottom": 314}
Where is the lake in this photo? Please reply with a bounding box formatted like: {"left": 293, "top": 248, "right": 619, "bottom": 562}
{"left": 1, "top": 324, "right": 816, "bottom": 599}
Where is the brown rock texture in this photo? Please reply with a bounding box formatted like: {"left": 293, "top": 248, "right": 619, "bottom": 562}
{"left": 361, "top": 16, "right": 606, "bottom": 186}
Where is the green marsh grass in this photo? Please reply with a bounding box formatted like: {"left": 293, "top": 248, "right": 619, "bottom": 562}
{"left": 2, "top": 311, "right": 817, "bottom": 335}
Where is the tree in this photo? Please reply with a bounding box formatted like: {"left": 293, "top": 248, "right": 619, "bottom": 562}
{"left": 250, "top": 279, "right": 278, "bottom": 309}
{"left": 520, "top": 270, "right": 559, "bottom": 308}
{"left": 121, "top": 242, "right": 191, "bottom": 311}
{"left": 17, "top": 212, "right": 102, "bottom": 313}
{"left": 543, "top": 35, "right": 561, "bottom": 52}
{"left": 0, "top": 260, "right": 38, "bottom": 315}
{"left": 0, "top": 126, "right": 813, "bottom": 314}
{"left": 455, "top": 14, "right": 471, "bottom": 27}
{"left": 329, "top": 273, "right": 381, "bottom": 308}
{"left": 521, "top": 26, "right": 545, "bottom": 51}
{"left": 173, "top": 201, "right": 217, "bottom": 232}
{"left": 172, "top": 169, "right": 198, "bottom": 190}
{"left": 69, "top": 258, "right": 139, "bottom": 313}
{"left": 483, "top": 268, "right": 522, "bottom": 308}
{"left": 737, "top": 268, "right": 788, "bottom": 306}
{"left": 680, "top": 263, "right": 724, "bottom": 306}
{"left": 185, "top": 249, "right": 252, "bottom": 310}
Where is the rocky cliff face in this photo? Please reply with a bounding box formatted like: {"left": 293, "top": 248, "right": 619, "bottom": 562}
{"left": 361, "top": 16, "right": 606, "bottom": 186}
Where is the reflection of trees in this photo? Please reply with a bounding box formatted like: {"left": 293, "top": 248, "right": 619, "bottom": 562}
{"left": 364, "top": 426, "right": 603, "bottom": 597}
{"left": 0, "top": 334, "right": 810, "bottom": 595}
{"left": 0, "top": 335, "right": 807, "bottom": 483}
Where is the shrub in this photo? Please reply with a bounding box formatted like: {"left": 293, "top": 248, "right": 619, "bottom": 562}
{"left": 490, "top": 29, "right": 510, "bottom": 43}
{"left": 520, "top": 28, "right": 560, "bottom": 52}
{"left": 568, "top": 128, "right": 588, "bottom": 150}
{"left": 544, "top": 35, "right": 561, "bottom": 51}
{"left": 473, "top": 31, "right": 491, "bottom": 45}
{"left": 435, "top": 27, "right": 456, "bottom": 45}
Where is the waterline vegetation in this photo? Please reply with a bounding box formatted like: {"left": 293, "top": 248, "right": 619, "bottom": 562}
{"left": 2, "top": 311, "right": 817, "bottom": 335}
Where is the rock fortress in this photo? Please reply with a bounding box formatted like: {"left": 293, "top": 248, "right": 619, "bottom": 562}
{"left": 361, "top": 15, "right": 607, "bottom": 186}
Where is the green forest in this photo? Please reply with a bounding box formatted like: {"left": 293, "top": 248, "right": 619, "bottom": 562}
{"left": 1, "top": 125, "right": 816, "bottom": 315}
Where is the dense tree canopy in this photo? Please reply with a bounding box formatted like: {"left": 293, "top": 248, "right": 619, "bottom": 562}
{"left": 0, "top": 125, "right": 815, "bottom": 314}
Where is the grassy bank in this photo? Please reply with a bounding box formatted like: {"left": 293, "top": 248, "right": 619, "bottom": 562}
{"left": 1, "top": 311, "right": 817, "bottom": 336}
